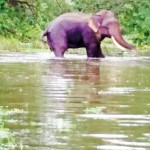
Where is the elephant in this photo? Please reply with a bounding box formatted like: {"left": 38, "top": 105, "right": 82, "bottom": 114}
{"left": 41, "top": 10, "right": 136, "bottom": 58}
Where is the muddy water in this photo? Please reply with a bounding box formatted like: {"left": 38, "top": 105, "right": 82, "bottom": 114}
{"left": 0, "top": 53, "right": 150, "bottom": 150}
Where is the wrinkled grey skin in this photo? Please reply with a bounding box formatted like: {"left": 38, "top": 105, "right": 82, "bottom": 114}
{"left": 41, "top": 10, "right": 136, "bottom": 58}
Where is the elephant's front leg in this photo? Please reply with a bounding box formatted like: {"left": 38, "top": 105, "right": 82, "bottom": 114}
{"left": 83, "top": 29, "right": 105, "bottom": 58}
{"left": 98, "top": 44, "right": 105, "bottom": 58}
{"left": 48, "top": 37, "right": 67, "bottom": 57}
{"left": 85, "top": 43, "right": 105, "bottom": 58}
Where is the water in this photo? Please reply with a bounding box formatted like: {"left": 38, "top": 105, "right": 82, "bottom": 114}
{"left": 0, "top": 53, "right": 150, "bottom": 150}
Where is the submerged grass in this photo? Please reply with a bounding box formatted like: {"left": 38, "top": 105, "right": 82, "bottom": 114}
{"left": 0, "top": 106, "right": 23, "bottom": 150}
{"left": 0, "top": 106, "right": 15, "bottom": 150}
{"left": 0, "top": 124, "right": 16, "bottom": 150}
{"left": 84, "top": 106, "right": 106, "bottom": 114}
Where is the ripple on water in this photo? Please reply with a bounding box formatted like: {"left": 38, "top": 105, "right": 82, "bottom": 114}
{"left": 0, "top": 53, "right": 150, "bottom": 63}
{"left": 98, "top": 87, "right": 150, "bottom": 95}
{"left": 97, "top": 145, "right": 146, "bottom": 150}
{"left": 1, "top": 53, "right": 150, "bottom": 150}
{"left": 79, "top": 114, "right": 150, "bottom": 120}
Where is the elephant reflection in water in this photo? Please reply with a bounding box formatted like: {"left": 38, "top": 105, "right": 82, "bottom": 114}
{"left": 47, "top": 59, "right": 100, "bottom": 83}
{"left": 40, "top": 60, "right": 101, "bottom": 147}
{"left": 43, "top": 59, "right": 101, "bottom": 102}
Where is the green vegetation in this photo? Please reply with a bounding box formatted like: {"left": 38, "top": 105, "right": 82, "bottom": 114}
{"left": 0, "top": 106, "right": 16, "bottom": 150}
{"left": 0, "top": 106, "right": 24, "bottom": 149}
{"left": 0, "top": 0, "right": 150, "bottom": 51}
{"left": 84, "top": 106, "right": 106, "bottom": 114}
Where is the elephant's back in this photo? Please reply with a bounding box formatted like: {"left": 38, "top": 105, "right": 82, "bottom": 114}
{"left": 47, "top": 13, "right": 89, "bottom": 32}
{"left": 60, "top": 12, "right": 90, "bottom": 20}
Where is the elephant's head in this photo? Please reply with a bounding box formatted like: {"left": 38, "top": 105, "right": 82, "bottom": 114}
{"left": 88, "top": 10, "right": 136, "bottom": 54}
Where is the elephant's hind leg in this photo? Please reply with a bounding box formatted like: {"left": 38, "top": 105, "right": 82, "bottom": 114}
{"left": 52, "top": 42, "right": 68, "bottom": 57}
{"left": 53, "top": 48, "right": 66, "bottom": 57}
{"left": 47, "top": 33, "right": 67, "bottom": 57}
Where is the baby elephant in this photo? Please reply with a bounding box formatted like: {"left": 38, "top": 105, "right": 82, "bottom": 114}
{"left": 41, "top": 10, "right": 136, "bottom": 58}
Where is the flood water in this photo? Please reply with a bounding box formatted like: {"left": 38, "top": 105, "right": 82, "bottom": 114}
{"left": 0, "top": 53, "right": 150, "bottom": 150}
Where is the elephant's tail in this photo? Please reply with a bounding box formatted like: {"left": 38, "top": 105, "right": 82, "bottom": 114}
{"left": 41, "top": 29, "right": 47, "bottom": 44}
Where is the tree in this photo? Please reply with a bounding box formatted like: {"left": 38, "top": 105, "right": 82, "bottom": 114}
{"left": 0, "top": 0, "right": 150, "bottom": 46}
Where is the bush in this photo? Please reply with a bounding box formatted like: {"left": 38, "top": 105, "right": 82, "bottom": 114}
{"left": 72, "top": 0, "right": 150, "bottom": 46}
{"left": 119, "top": 0, "right": 150, "bottom": 45}
{"left": 0, "top": 0, "right": 150, "bottom": 50}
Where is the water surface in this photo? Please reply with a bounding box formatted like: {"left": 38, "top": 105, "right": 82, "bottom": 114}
{"left": 0, "top": 53, "right": 150, "bottom": 150}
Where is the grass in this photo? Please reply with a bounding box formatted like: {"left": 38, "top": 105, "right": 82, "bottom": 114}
{"left": 0, "top": 36, "right": 150, "bottom": 56}
{"left": 0, "top": 36, "right": 48, "bottom": 52}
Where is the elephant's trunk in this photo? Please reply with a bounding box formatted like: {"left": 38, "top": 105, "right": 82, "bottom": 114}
{"left": 109, "top": 22, "right": 136, "bottom": 51}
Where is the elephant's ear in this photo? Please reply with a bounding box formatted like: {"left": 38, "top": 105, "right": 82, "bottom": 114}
{"left": 88, "top": 18, "right": 99, "bottom": 33}
{"left": 88, "top": 19, "right": 98, "bottom": 33}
